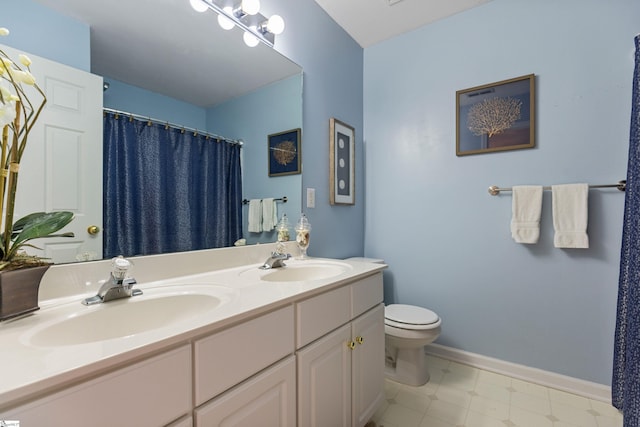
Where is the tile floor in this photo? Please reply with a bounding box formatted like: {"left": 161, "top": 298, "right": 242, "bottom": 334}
{"left": 371, "top": 355, "right": 623, "bottom": 427}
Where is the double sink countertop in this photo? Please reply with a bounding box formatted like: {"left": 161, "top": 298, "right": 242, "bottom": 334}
{"left": 0, "top": 247, "right": 386, "bottom": 411}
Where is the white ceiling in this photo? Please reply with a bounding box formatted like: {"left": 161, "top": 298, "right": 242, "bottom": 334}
{"left": 31, "top": 0, "right": 492, "bottom": 107}
{"left": 32, "top": 0, "right": 302, "bottom": 108}
{"left": 313, "top": 0, "right": 493, "bottom": 48}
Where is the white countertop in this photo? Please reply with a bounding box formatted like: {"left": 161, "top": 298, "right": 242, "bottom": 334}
{"left": 0, "top": 253, "right": 385, "bottom": 410}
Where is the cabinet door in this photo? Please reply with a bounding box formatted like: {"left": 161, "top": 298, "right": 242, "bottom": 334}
{"left": 195, "top": 356, "right": 296, "bottom": 427}
{"left": 297, "top": 324, "right": 352, "bottom": 427}
{"left": 351, "top": 304, "right": 385, "bottom": 427}
{"left": 2, "top": 345, "right": 191, "bottom": 427}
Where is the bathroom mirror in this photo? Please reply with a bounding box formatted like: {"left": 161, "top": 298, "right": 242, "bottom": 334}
{"left": 25, "top": 0, "right": 303, "bottom": 261}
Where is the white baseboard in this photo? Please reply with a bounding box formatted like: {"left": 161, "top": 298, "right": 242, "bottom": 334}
{"left": 425, "top": 343, "right": 612, "bottom": 402}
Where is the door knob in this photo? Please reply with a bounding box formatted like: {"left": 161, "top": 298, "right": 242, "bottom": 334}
{"left": 87, "top": 225, "right": 100, "bottom": 235}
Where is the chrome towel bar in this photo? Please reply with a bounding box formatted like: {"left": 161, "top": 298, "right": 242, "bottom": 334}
{"left": 488, "top": 180, "right": 626, "bottom": 196}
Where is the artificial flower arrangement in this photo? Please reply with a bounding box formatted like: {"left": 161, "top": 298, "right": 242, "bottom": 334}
{"left": 0, "top": 27, "right": 74, "bottom": 271}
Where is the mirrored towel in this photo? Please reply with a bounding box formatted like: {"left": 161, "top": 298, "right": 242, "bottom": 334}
{"left": 262, "top": 198, "right": 277, "bottom": 231}
{"left": 248, "top": 199, "right": 262, "bottom": 233}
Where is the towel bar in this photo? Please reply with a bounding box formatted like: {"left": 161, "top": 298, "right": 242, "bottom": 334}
{"left": 488, "top": 180, "right": 626, "bottom": 196}
{"left": 242, "top": 196, "right": 288, "bottom": 204}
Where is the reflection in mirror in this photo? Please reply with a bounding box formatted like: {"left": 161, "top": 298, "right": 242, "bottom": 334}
{"left": 103, "top": 72, "right": 303, "bottom": 257}
{"left": 12, "top": 0, "right": 303, "bottom": 263}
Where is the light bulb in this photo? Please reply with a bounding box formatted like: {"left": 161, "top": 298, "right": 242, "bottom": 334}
{"left": 217, "top": 7, "right": 235, "bottom": 30}
{"left": 243, "top": 31, "right": 259, "bottom": 47}
{"left": 266, "top": 15, "right": 285, "bottom": 34}
{"left": 241, "top": 0, "right": 260, "bottom": 15}
{"left": 189, "top": 0, "right": 208, "bottom": 13}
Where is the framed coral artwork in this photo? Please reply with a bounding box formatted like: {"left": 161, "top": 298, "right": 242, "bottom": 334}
{"left": 268, "top": 128, "right": 301, "bottom": 176}
{"left": 456, "top": 74, "right": 535, "bottom": 156}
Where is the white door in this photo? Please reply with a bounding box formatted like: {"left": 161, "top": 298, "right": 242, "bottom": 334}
{"left": 2, "top": 44, "right": 103, "bottom": 263}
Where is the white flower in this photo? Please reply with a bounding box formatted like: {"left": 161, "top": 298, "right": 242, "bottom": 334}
{"left": 0, "top": 85, "right": 18, "bottom": 103}
{"left": 18, "top": 54, "right": 31, "bottom": 68}
{"left": 0, "top": 28, "right": 9, "bottom": 36}
{"left": 10, "top": 69, "right": 35, "bottom": 85}
{"left": 0, "top": 57, "right": 13, "bottom": 75}
{"left": 0, "top": 85, "right": 16, "bottom": 127}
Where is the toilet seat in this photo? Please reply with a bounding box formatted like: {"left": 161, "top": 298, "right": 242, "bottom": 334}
{"left": 385, "top": 304, "right": 440, "bottom": 330}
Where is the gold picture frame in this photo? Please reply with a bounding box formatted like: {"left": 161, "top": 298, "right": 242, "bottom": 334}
{"left": 329, "top": 118, "right": 355, "bottom": 205}
{"left": 456, "top": 74, "right": 535, "bottom": 156}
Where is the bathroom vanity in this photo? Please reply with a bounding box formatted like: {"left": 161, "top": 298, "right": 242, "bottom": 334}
{"left": 0, "top": 244, "right": 385, "bottom": 427}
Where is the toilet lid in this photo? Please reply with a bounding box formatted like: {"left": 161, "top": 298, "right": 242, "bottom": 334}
{"left": 385, "top": 304, "right": 439, "bottom": 326}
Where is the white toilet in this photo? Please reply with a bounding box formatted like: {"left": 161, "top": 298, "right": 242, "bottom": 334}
{"left": 345, "top": 257, "right": 442, "bottom": 387}
{"left": 384, "top": 303, "right": 441, "bottom": 386}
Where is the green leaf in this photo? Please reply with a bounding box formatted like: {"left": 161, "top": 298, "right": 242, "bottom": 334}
{"left": 6, "top": 211, "right": 74, "bottom": 259}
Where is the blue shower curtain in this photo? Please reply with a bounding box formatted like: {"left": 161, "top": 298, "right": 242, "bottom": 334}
{"left": 613, "top": 34, "right": 640, "bottom": 425}
{"left": 103, "top": 112, "right": 243, "bottom": 258}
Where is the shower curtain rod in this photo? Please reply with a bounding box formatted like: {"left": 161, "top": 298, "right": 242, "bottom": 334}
{"left": 103, "top": 107, "right": 243, "bottom": 146}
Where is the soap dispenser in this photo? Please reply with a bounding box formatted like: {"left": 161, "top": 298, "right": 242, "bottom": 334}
{"left": 295, "top": 213, "right": 311, "bottom": 259}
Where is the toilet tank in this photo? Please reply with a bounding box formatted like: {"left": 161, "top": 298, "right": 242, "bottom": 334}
{"left": 345, "top": 257, "right": 385, "bottom": 264}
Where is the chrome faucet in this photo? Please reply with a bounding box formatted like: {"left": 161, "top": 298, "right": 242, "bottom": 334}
{"left": 82, "top": 256, "right": 142, "bottom": 305}
{"left": 260, "top": 251, "right": 291, "bottom": 270}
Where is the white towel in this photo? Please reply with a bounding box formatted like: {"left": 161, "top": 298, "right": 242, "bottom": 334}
{"left": 248, "top": 199, "right": 262, "bottom": 233}
{"left": 552, "top": 183, "right": 589, "bottom": 248}
{"left": 510, "top": 185, "right": 543, "bottom": 244}
{"left": 262, "top": 198, "right": 278, "bottom": 231}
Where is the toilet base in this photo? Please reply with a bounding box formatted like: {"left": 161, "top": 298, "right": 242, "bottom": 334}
{"left": 384, "top": 347, "right": 430, "bottom": 386}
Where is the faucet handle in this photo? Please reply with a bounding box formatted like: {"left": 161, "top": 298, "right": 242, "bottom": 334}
{"left": 271, "top": 251, "right": 291, "bottom": 260}
{"left": 111, "top": 256, "right": 133, "bottom": 281}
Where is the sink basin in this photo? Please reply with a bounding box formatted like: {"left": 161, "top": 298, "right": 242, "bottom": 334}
{"left": 25, "top": 284, "right": 235, "bottom": 347}
{"left": 240, "top": 260, "right": 351, "bottom": 282}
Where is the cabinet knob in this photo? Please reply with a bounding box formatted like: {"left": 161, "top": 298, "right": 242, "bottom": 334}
{"left": 87, "top": 225, "right": 100, "bottom": 235}
{"left": 347, "top": 341, "right": 356, "bottom": 350}
{"left": 355, "top": 336, "right": 364, "bottom": 345}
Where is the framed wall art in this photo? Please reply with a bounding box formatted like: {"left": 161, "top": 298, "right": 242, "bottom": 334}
{"left": 268, "top": 128, "right": 301, "bottom": 177}
{"left": 456, "top": 74, "right": 535, "bottom": 156}
{"left": 329, "top": 118, "right": 355, "bottom": 205}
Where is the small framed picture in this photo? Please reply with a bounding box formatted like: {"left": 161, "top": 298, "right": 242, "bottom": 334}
{"left": 268, "top": 128, "right": 301, "bottom": 177}
{"left": 329, "top": 118, "right": 355, "bottom": 205}
{"left": 456, "top": 74, "right": 535, "bottom": 156}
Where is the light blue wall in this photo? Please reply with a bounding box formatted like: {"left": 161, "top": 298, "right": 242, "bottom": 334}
{"left": 4, "top": 0, "right": 89, "bottom": 71}
{"left": 363, "top": 0, "right": 638, "bottom": 385}
{"left": 103, "top": 78, "right": 207, "bottom": 130}
{"left": 268, "top": 0, "right": 365, "bottom": 258}
{"left": 208, "top": 75, "right": 303, "bottom": 244}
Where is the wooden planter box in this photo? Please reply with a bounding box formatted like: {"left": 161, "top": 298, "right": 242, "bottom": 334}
{"left": 0, "top": 265, "right": 50, "bottom": 321}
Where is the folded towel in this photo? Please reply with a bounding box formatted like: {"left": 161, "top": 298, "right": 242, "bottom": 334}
{"left": 552, "top": 183, "right": 589, "bottom": 248}
{"left": 262, "top": 198, "right": 278, "bottom": 231}
{"left": 248, "top": 199, "right": 262, "bottom": 233}
{"left": 510, "top": 185, "right": 543, "bottom": 244}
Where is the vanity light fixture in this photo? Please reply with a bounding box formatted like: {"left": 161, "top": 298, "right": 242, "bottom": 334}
{"left": 189, "top": 0, "right": 285, "bottom": 48}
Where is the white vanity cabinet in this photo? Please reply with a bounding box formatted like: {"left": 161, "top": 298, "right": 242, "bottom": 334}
{"left": 0, "top": 265, "right": 385, "bottom": 427}
{"left": 1, "top": 345, "right": 192, "bottom": 427}
{"left": 297, "top": 273, "right": 385, "bottom": 427}
{"left": 193, "top": 306, "right": 295, "bottom": 426}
